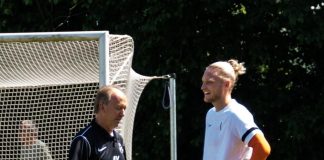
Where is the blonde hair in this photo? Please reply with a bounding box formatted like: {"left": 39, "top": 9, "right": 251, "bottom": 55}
{"left": 228, "top": 59, "right": 246, "bottom": 83}
{"left": 208, "top": 59, "right": 246, "bottom": 89}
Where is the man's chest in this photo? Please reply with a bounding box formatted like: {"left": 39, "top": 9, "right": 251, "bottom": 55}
{"left": 91, "top": 140, "right": 125, "bottom": 160}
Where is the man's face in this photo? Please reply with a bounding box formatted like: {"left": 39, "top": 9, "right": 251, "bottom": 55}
{"left": 102, "top": 91, "right": 127, "bottom": 129}
{"left": 201, "top": 67, "right": 226, "bottom": 104}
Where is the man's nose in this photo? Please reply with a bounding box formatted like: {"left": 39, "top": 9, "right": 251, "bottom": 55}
{"left": 120, "top": 109, "right": 125, "bottom": 117}
{"left": 201, "top": 83, "right": 205, "bottom": 90}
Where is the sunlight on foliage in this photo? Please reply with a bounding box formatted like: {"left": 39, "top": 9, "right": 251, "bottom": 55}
{"left": 231, "top": 3, "right": 247, "bottom": 15}
{"left": 289, "top": 57, "right": 316, "bottom": 74}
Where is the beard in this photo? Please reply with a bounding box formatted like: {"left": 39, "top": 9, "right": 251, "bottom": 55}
{"left": 203, "top": 93, "right": 220, "bottom": 104}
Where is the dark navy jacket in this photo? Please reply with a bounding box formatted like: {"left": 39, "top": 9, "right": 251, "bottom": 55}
{"left": 68, "top": 119, "right": 126, "bottom": 160}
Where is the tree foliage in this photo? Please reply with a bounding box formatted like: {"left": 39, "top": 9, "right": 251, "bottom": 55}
{"left": 1, "top": 0, "right": 323, "bottom": 159}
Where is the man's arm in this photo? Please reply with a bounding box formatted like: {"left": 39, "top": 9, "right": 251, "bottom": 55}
{"left": 248, "top": 133, "right": 271, "bottom": 160}
{"left": 68, "top": 136, "right": 90, "bottom": 160}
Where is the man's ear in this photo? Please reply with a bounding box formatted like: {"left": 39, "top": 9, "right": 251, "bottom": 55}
{"left": 99, "top": 103, "right": 105, "bottom": 112}
{"left": 224, "top": 80, "right": 231, "bottom": 88}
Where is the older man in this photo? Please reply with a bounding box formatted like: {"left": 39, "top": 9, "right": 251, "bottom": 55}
{"left": 68, "top": 85, "right": 127, "bottom": 160}
{"left": 20, "top": 120, "right": 53, "bottom": 160}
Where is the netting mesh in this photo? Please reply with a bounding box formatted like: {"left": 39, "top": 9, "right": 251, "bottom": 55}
{"left": 0, "top": 41, "right": 99, "bottom": 87}
{"left": 0, "top": 33, "right": 153, "bottom": 160}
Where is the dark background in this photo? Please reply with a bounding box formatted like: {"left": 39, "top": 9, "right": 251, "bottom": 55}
{"left": 0, "top": 0, "right": 323, "bottom": 159}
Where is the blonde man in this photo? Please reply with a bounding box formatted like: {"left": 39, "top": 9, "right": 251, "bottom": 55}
{"left": 201, "top": 59, "right": 271, "bottom": 160}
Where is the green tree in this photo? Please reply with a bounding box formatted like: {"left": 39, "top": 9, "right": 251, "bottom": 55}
{"left": 0, "top": 0, "right": 323, "bottom": 159}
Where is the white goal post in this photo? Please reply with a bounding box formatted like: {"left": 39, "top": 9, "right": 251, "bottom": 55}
{"left": 0, "top": 31, "right": 177, "bottom": 160}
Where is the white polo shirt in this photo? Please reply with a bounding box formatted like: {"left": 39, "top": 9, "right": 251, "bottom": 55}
{"left": 203, "top": 99, "right": 262, "bottom": 160}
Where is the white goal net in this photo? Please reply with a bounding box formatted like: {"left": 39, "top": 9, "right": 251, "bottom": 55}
{"left": 0, "top": 31, "right": 157, "bottom": 160}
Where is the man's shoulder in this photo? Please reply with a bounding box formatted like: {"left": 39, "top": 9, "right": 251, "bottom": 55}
{"left": 73, "top": 123, "right": 96, "bottom": 140}
{"left": 228, "top": 100, "right": 253, "bottom": 117}
{"left": 35, "top": 139, "right": 47, "bottom": 146}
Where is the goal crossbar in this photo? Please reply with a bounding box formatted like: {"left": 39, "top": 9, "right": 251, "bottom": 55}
{"left": 0, "top": 31, "right": 111, "bottom": 87}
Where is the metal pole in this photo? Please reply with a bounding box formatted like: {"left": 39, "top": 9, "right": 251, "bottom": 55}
{"left": 98, "top": 31, "right": 109, "bottom": 86}
{"left": 169, "top": 73, "right": 177, "bottom": 160}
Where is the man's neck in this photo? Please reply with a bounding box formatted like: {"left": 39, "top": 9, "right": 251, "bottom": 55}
{"left": 95, "top": 116, "right": 113, "bottom": 134}
{"left": 23, "top": 139, "right": 36, "bottom": 146}
{"left": 213, "top": 95, "right": 232, "bottom": 112}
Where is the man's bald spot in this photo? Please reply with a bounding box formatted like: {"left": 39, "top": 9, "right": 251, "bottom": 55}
{"left": 94, "top": 85, "right": 127, "bottom": 113}
{"left": 110, "top": 88, "right": 127, "bottom": 104}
